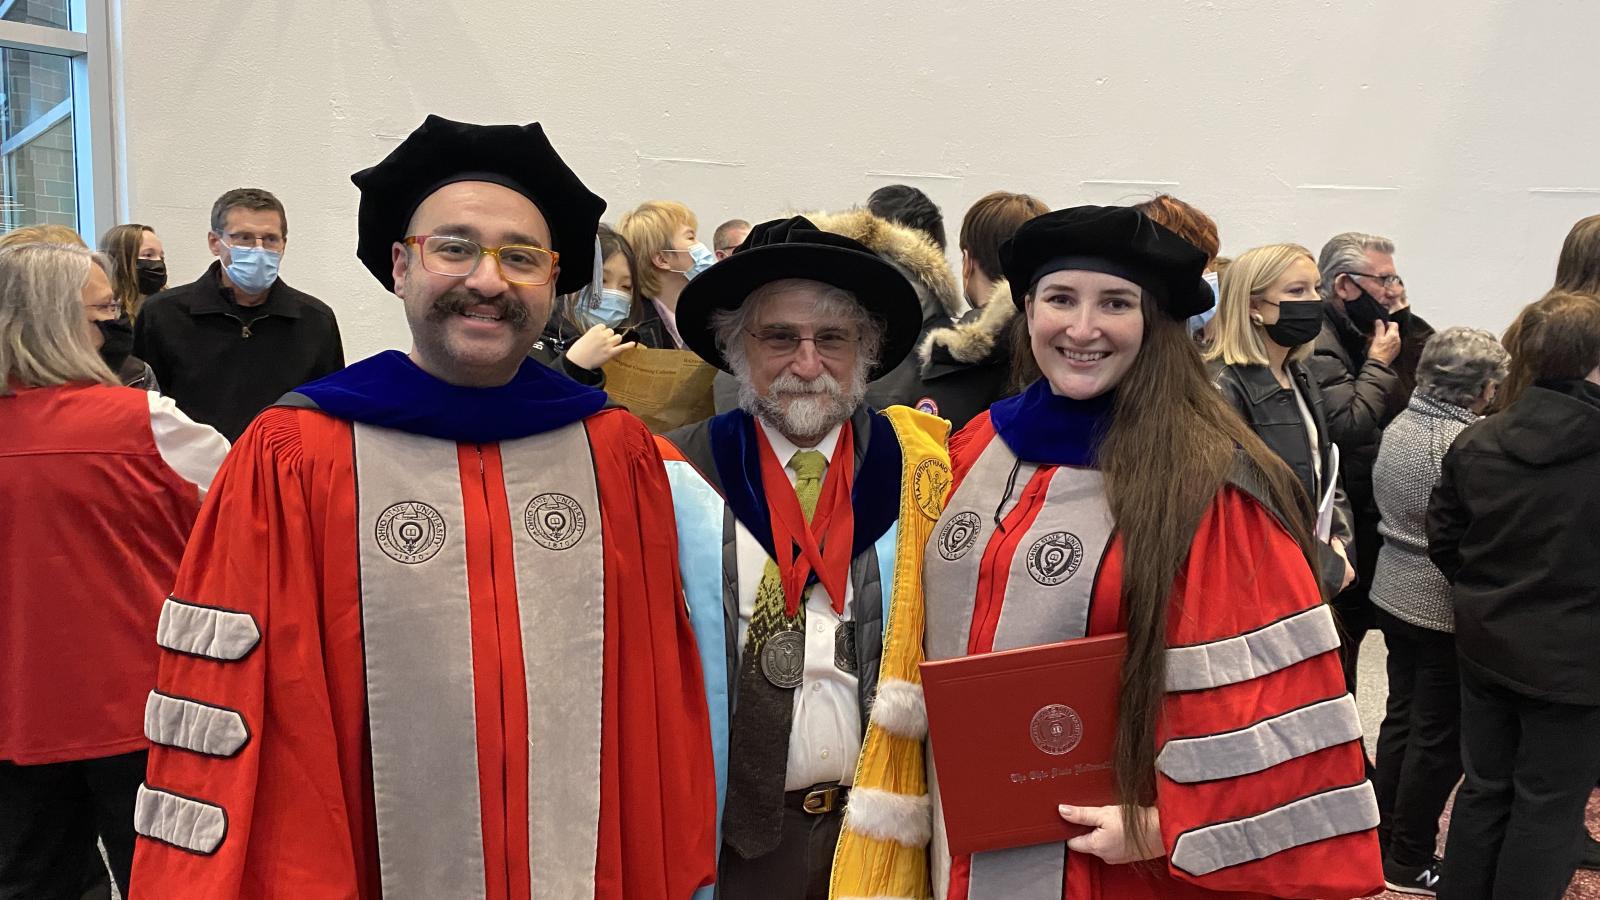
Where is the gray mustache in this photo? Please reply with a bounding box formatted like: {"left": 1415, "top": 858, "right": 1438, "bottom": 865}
{"left": 768, "top": 373, "right": 841, "bottom": 395}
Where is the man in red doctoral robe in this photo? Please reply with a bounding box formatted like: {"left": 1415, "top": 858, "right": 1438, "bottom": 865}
{"left": 129, "top": 115, "right": 717, "bottom": 899}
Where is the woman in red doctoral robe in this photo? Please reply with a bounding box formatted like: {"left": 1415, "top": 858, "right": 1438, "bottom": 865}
{"left": 923, "top": 206, "right": 1383, "bottom": 900}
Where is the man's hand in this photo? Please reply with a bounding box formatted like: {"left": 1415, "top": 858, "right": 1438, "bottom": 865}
{"left": 1368, "top": 320, "right": 1401, "bottom": 366}
{"left": 1332, "top": 538, "right": 1356, "bottom": 591}
{"left": 565, "top": 324, "right": 637, "bottom": 371}
{"left": 1060, "top": 804, "right": 1164, "bottom": 865}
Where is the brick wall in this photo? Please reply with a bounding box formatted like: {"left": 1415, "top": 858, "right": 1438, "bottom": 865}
{"left": 0, "top": 40, "right": 77, "bottom": 231}
{"left": 2, "top": 0, "right": 72, "bottom": 30}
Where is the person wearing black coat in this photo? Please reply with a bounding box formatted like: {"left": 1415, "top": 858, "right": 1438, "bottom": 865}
{"left": 1309, "top": 232, "right": 1435, "bottom": 691}
{"left": 1208, "top": 244, "right": 1356, "bottom": 599}
{"left": 133, "top": 261, "right": 343, "bottom": 441}
{"left": 911, "top": 280, "right": 1022, "bottom": 430}
{"left": 1428, "top": 291, "right": 1600, "bottom": 900}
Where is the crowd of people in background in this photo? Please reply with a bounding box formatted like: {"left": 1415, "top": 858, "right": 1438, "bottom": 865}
{"left": 3, "top": 123, "right": 1600, "bottom": 900}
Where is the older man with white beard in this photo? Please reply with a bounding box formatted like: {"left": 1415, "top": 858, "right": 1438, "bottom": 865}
{"left": 659, "top": 217, "right": 951, "bottom": 900}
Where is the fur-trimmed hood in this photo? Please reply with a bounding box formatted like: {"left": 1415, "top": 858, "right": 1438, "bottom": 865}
{"left": 916, "top": 280, "right": 1015, "bottom": 366}
{"left": 805, "top": 208, "right": 963, "bottom": 323}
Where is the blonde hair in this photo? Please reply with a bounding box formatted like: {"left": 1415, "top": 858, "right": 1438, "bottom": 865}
{"left": 616, "top": 200, "right": 698, "bottom": 299}
{"left": 0, "top": 242, "right": 118, "bottom": 391}
{"left": 1207, "top": 243, "right": 1318, "bottom": 368}
{"left": 0, "top": 224, "right": 87, "bottom": 250}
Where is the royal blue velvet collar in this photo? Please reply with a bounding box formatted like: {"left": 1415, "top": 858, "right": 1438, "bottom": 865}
{"left": 989, "top": 377, "right": 1116, "bottom": 468}
{"left": 705, "top": 406, "right": 902, "bottom": 565}
{"left": 291, "top": 349, "right": 606, "bottom": 443}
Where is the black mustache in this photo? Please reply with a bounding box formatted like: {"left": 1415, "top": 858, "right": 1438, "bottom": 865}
{"left": 429, "top": 289, "right": 533, "bottom": 328}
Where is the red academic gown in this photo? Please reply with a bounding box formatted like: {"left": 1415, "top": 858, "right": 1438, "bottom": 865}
{"left": 131, "top": 390, "right": 716, "bottom": 898}
{"left": 935, "top": 413, "right": 1383, "bottom": 900}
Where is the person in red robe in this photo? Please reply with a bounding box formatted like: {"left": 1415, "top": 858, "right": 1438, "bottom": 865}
{"left": 922, "top": 206, "right": 1384, "bottom": 900}
{"left": 129, "top": 115, "right": 717, "bottom": 899}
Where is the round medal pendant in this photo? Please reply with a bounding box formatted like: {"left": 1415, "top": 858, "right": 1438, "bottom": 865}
{"left": 761, "top": 629, "right": 806, "bottom": 689}
{"left": 834, "top": 622, "right": 859, "bottom": 674}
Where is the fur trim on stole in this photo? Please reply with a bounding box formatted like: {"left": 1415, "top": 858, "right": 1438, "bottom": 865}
{"left": 843, "top": 787, "right": 934, "bottom": 847}
{"left": 870, "top": 678, "right": 928, "bottom": 740}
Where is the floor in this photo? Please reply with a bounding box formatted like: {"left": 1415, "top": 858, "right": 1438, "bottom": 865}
{"left": 1356, "top": 631, "right": 1600, "bottom": 899}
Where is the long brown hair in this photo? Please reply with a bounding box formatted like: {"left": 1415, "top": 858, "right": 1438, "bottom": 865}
{"left": 1498, "top": 290, "right": 1600, "bottom": 409}
{"left": 1023, "top": 293, "right": 1318, "bottom": 851}
{"left": 99, "top": 223, "right": 153, "bottom": 317}
{"left": 1555, "top": 215, "right": 1600, "bottom": 296}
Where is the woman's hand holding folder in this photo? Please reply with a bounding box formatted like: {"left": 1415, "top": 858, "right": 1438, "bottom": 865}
{"left": 1058, "top": 804, "right": 1165, "bottom": 865}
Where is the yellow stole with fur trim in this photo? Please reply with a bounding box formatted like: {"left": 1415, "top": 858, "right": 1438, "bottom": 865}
{"left": 829, "top": 405, "right": 950, "bottom": 900}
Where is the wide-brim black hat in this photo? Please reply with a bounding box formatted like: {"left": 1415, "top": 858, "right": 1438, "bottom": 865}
{"left": 676, "top": 216, "right": 923, "bottom": 380}
{"left": 351, "top": 115, "right": 605, "bottom": 295}
{"left": 1000, "top": 205, "right": 1212, "bottom": 319}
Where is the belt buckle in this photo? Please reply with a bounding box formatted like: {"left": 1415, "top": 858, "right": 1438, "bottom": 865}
{"left": 802, "top": 786, "right": 838, "bottom": 815}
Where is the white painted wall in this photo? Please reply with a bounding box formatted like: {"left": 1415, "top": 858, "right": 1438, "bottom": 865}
{"left": 117, "top": 0, "right": 1600, "bottom": 361}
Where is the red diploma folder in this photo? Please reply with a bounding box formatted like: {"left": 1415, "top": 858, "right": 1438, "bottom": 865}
{"left": 920, "top": 632, "right": 1127, "bottom": 856}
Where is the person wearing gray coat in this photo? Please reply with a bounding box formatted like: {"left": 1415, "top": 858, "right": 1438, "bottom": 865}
{"left": 1369, "top": 327, "right": 1507, "bottom": 896}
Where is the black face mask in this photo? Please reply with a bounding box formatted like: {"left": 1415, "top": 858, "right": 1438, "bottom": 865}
{"left": 1343, "top": 284, "right": 1391, "bottom": 333}
{"left": 1263, "top": 300, "right": 1324, "bottom": 348}
{"left": 97, "top": 318, "right": 134, "bottom": 372}
{"left": 135, "top": 258, "right": 167, "bottom": 295}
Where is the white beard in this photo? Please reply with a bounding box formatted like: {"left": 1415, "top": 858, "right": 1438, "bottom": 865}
{"left": 737, "top": 367, "right": 869, "bottom": 444}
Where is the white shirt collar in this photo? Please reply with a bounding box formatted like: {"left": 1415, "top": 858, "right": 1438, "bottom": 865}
{"left": 758, "top": 418, "right": 843, "bottom": 469}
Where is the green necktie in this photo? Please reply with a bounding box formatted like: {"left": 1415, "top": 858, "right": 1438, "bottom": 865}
{"left": 723, "top": 449, "right": 828, "bottom": 859}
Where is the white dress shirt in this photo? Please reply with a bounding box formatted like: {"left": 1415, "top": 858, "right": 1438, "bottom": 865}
{"left": 735, "top": 420, "right": 862, "bottom": 790}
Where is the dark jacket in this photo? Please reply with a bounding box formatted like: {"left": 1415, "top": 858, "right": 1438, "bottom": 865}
{"left": 1214, "top": 358, "right": 1355, "bottom": 596}
{"left": 133, "top": 262, "right": 343, "bottom": 441}
{"left": 1428, "top": 380, "right": 1600, "bottom": 705}
{"left": 624, "top": 296, "right": 678, "bottom": 351}
{"left": 117, "top": 355, "right": 160, "bottom": 392}
{"left": 912, "top": 281, "right": 1020, "bottom": 431}
{"left": 530, "top": 314, "right": 604, "bottom": 387}
{"left": 1307, "top": 300, "right": 1434, "bottom": 518}
{"left": 98, "top": 317, "right": 159, "bottom": 391}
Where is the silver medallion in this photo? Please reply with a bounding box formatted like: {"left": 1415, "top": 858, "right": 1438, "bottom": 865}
{"left": 834, "top": 621, "right": 858, "bottom": 674}
{"left": 761, "top": 629, "right": 806, "bottom": 689}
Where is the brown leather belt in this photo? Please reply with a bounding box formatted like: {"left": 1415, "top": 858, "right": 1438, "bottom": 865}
{"left": 784, "top": 783, "right": 848, "bottom": 815}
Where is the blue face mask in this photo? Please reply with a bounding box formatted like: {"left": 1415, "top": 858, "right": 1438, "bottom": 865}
{"left": 685, "top": 242, "right": 716, "bottom": 281}
{"left": 582, "top": 288, "right": 632, "bottom": 328}
{"left": 222, "top": 244, "right": 282, "bottom": 295}
{"left": 1187, "top": 270, "right": 1220, "bottom": 336}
